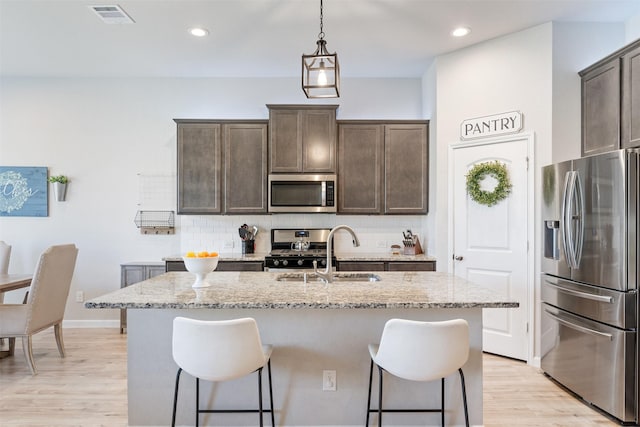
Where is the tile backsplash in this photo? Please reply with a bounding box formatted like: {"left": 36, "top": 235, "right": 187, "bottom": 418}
{"left": 179, "top": 214, "right": 428, "bottom": 255}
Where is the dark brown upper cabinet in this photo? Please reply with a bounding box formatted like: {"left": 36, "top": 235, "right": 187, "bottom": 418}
{"left": 267, "top": 105, "right": 338, "bottom": 173}
{"left": 580, "top": 39, "right": 640, "bottom": 156}
{"left": 337, "top": 121, "right": 429, "bottom": 215}
{"left": 176, "top": 120, "right": 268, "bottom": 215}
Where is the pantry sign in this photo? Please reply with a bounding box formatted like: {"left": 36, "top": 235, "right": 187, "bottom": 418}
{"left": 460, "top": 111, "right": 523, "bottom": 140}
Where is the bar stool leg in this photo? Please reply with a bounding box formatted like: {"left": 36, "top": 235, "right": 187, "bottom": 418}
{"left": 258, "top": 367, "right": 264, "bottom": 427}
{"left": 377, "top": 366, "right": 383, "bottom": 427}
{"left": 366, "top": 359, "right": 374, "bottom": 426}
{"left": 441, "top": 377, "right": 445, "bottom": 426}
{"left": 267, "top": 360, "right": 275, "bottom": 426}
{"left": 459, "top": 368, "right": 470, "bottom": 427}
{"left": 171, "top": 368, "right": 183, "bottom": 427}
{"left": 196, "top": 377, "right": 201, "bottom": 427}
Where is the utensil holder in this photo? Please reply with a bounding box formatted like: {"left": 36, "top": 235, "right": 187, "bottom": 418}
{"left": 242, "top": 240, "right": 255, "bottom": 254}
{"left": 403, "top": 237, "right": 423, "bottom": 255}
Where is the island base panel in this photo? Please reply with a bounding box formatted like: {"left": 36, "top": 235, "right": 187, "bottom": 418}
{"left": 127, "top": 308, "right": 482, "bottom": 426}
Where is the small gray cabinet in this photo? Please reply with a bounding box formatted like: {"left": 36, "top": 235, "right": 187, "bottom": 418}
{"left": 268, "top": 105, "right": 338, "bottom": 173}
{"left": 337, "top": 121, "right": 428, "bottom": 214}
{"left": 176, "top": 120, "right": 268, "bottom": 214}
{"left": 120, "top": 262, "right": 165, "bottom": 333}
{"left": 336, "top": 260, "right": 435, "bottom": 272}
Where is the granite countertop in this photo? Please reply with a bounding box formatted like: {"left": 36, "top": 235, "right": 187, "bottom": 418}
{"left": 163, "top": 253, "right": 436, "bottom": 263}
{"left": 85, "top": 271, "right": 517, "bottom": 310}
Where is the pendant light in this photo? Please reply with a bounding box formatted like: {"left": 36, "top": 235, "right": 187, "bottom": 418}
{"left": 302, "top": 0, "right": 340, "bottom": 98}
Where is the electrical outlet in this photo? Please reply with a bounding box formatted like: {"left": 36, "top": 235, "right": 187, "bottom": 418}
{"left": 75, "top": 291, "right": 84, "bottom": 302}
{"left": 223, "top": 240, "right": 234, "bottom": 249}
{"left": 323, "top": 370, "right": 337, "bottom": 391}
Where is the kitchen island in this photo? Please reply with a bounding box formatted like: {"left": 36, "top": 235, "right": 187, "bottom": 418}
{"left": 86, "top": 271, "right": 517, "bottom": 426}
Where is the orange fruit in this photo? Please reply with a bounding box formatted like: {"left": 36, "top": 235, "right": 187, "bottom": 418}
{"left": 185, "top": 251, "right": 196, "bottom": 258}
{"left": 197, "top": 251, "right": 209, "bottom": 258}
{"left": 210, "top": 252, "right": 219, "bottom": 257}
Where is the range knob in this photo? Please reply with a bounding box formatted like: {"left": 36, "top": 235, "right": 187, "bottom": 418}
{"left": 272, "top": 260, "right": 280, "bottom": 267}
{"left": 297, "top": 259, "right": 304, "bottom": 266}
{"left": 282, "top": 259, "right": 289, "bottom": 266}
{"left": 320, "top": 259, "right": 327, "bottom": 266}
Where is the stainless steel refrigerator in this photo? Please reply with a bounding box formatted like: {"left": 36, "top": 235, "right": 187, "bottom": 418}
{"left": 541, "top": 148, "right": 638, "bottom": 423}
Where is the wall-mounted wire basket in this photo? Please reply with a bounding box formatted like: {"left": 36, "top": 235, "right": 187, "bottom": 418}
{"left": 134, "top": 210, "right": 175, "bottom": 235}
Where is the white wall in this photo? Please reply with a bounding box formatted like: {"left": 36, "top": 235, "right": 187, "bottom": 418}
{"left": 0, "top": 76, "right": 425, "bottom": 324}
{"left": 627, "top": 13, "right": 640, "bottom": 42}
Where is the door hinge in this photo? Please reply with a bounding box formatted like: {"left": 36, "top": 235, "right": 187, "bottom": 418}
{"left": 526, "top": 156, "right": 529, "bottom": 170}
{"left": 526, "top": 322, "right": 529, "bottom": 333}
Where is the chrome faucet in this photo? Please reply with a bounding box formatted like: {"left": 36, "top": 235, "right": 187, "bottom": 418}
{"left": 313, "top": 225, "right": 360, "bottom": 283}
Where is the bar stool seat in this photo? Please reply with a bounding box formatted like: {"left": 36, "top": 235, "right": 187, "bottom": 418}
{"left": 171, "top": 316, "right": 275, "bottom": 426}
{"left": 366, "top": 318, "right": 470, "bottom": 426}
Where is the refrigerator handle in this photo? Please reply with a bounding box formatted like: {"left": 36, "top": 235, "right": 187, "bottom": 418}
{"left": 573, "top": 171, "right": 585, "bottom": 267}
{"left": 544, "top": 308, "right": 613, "bottom": 341}
{"left": 561, "top": 171, "right": 577, "bottom": 268}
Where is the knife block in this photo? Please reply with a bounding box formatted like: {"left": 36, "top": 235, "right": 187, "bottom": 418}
{"left": 403, "top": 237, "right": 423, "bottom": 255}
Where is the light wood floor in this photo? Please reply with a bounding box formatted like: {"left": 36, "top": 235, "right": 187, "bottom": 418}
{"left": 0, "top": 328, "right": 620, "bottom": 426}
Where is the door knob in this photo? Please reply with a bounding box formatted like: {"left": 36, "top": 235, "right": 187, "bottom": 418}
{"left": 453, "top": 255, "right": 464, "bottom": 261}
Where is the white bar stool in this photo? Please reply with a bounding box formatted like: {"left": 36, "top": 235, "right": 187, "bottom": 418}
{"left": 171, "top": 317, "right": 275, "bottom": 426}
{"left": 366, "top": 318, "right": 470, "bottom": 426}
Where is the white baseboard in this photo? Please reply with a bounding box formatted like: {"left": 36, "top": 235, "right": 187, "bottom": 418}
{"left": 62, "top": 319, "right": 119, "bottom": 328}
{"left": 531, "top": 356, "right": 541, "bottom": 368}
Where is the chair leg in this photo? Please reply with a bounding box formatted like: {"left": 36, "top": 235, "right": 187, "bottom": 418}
{"left": 54, "top": 323, "right": 65, "bottom": 357}
{"left": 458, "top": 368, "right": 470, "bottom": 427}
{"left": 267, "top": 360, "right": 275, "bottom": 426}
{"left": 22, "top": 335, "right": 36, "bottom": 375}
{"left": 171, "top": 368, "right": 183, "bottom": 427}
{"left": 8, "top": 337, "right": 15, "bottom": 356}
{"left": 377, "top": 365, "right": 383, "bottom": 427}
{"left": 366, "top": 359, "right": 374, "bottom": 426}
{"left": 258, "top": 367, "right": 264, "bottom": 427}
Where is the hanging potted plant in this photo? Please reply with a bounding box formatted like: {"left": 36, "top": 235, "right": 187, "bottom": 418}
{"left": 48, "top": 175, "right": 69, "bottom": 202}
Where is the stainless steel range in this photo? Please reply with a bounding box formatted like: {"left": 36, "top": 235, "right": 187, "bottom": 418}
{"left": 265, "top": 228, "right": 335, "bottom": 271}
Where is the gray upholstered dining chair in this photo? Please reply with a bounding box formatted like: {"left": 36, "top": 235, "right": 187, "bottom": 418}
{"left": 0, "top": 244, "right": 78, "bottom": 374}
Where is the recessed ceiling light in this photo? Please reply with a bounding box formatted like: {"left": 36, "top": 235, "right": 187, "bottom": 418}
{"left": 452, "top": 27, "right": 471, "bottom": 37}
{"left": 189, "top": 27, "right": 209, "bottom": 37}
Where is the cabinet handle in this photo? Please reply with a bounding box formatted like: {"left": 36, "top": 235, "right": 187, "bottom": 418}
{"left": 453, "top": 255, "right": 463, "bottom": 261}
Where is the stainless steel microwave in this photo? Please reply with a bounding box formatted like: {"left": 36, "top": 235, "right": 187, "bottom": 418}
{"left": 268, "top": 174, "right": 337, "bottom": 213}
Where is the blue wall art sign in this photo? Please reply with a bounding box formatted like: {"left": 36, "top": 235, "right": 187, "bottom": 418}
{"left": 0, "top": 166, "right": 48, "bottom": 217}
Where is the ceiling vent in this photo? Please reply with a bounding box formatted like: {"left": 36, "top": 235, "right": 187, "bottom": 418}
{"left": 89, "top": 5, "right": 135, "bottom": 24}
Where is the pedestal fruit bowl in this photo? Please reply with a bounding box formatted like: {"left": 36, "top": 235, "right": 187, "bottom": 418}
{"left": 183, "top": 252, "right": 219, "bottom": 288}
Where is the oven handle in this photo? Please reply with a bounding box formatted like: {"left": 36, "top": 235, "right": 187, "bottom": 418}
{"left": 544, "top": 308, "right": 613, "bottom": 341}
{"left": 544, "top": 280, "right": 613, "bottom": 303}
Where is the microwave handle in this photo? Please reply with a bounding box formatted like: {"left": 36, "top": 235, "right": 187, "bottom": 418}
{"left": 321, "top": 181, "right": 326, "bottom": 207}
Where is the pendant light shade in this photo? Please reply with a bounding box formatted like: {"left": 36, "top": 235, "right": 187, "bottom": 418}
{"left": 302, "top": 0, "right": 340, "bottom": 98}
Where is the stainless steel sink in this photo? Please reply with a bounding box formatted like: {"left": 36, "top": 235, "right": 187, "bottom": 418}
{"left": 276, "top": 272, "right": 381, "bottom": 282}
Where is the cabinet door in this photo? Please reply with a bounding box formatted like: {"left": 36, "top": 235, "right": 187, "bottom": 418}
{"left": 223, "top": 123, "right": 268, "bottom": 213}
{"left": 216, "top": 261, "right": 264, "bottom": 271}
{"left": 146, "top": 265, "right": 166, "bottom": 278}
{"left": 622, "top": 45, "right": 640, "bottom": 149}
{"left": 303, "top": 109, "right": 337, "bottom": 173}
{"left": 121, "top": 266, "right": 145, "bottom": 287}
{"left": 269, "top": 109, "right": 302, "bottom": 172}
{"left": 582, "top": 59, "right": 621, "bottom": 156}
{"left": 177, "top": 123, "right": 222, "bottom": 214}
{"left": 338, "top": 124, "right": 383, "bottom": 214}
{"left": 384, "top": 124, "right": 428, "bottom": 214}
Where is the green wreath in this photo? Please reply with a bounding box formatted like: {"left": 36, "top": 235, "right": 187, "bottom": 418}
{"left": 466, "top": 161, "right": 512, "bottom": 207}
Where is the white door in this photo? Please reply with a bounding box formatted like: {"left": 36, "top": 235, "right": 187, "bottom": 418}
{"left": 451, "top": 135, "right": 531, "bottom": 361}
